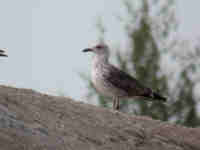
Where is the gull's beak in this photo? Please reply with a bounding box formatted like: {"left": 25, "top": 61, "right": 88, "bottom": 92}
{"left": 82, "top": 48, "right": 93, "bottom": 53}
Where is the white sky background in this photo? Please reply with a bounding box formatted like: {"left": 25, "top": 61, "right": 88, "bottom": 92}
{"left": 0, "top": 0, "right": 199, "bottom": 101}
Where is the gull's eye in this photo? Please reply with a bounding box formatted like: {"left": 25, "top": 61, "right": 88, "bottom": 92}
{"left": 96, "top": 45, "right": 104, "bottom": 49}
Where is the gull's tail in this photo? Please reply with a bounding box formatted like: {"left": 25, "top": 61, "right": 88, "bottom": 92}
{"left": 141, "top": 88, "right": 167, "bottom": 102}
{"left": 152, "top": 91, "right": 167, "bottom": 102}
{"left": 0, "top": 48, "right": 8, "bottom": 57}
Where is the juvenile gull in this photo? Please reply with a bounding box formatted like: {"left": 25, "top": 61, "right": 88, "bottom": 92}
{"left": 82, "top": 44, "right": 166, "bottom": 110}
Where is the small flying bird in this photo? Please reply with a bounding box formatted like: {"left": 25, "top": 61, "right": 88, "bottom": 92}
{"left": 82, "top": 44, "right": 166, "bottom": 110}
{"left": 0, "top": 48, "right": 8, "bottom": 57}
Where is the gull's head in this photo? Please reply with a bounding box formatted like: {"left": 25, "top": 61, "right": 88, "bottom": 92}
{"left": 82, "top": 44, "right": 110, "bottom": 59}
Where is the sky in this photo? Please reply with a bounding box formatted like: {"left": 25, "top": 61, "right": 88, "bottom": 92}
{"left": 0, "top": 0, "right": 199, "bottom": 101}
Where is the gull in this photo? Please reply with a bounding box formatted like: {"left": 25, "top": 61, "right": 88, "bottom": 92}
{"left": 82, "top": 44, "right": 166, "bottom": 110}
{"left": 0, "top": 48, "right": 8, "bottom": 57}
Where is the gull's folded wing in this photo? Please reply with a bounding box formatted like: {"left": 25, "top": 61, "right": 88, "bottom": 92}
{"left": 104, "top": 65, "right": 146, "bottom": 96}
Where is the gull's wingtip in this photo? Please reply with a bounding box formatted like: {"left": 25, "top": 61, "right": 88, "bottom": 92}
{"left": 0, "top": 48, "right": 8, "bottom": 57}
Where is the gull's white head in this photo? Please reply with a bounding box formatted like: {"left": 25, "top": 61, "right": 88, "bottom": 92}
{"left": 82, "top": 44, "right": 110, "bottom": 59}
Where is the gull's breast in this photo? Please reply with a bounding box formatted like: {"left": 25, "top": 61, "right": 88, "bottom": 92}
{"left": 91, "top": 65, "right": 127, "bottom": 98}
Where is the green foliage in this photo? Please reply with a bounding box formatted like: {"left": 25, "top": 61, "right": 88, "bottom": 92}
{"left": 82, "top": 0, "right": 200, "bottom": 127}
{"left": 124, "top": 0, "right": 170, "bottom": 120}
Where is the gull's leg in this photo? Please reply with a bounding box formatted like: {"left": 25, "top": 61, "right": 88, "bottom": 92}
{"left": 113, "top": 97, "right": 120, "bottom": 110}
{"left": 113, "top": 98, "right": 116, "bottom": 110}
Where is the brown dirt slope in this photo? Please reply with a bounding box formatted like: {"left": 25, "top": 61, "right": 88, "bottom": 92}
{"left": 0, "top": 85, "right": 199, "bottom": 150}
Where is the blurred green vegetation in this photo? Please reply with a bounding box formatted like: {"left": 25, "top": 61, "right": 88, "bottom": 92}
{"left": 82, "top": 0, "right": 200, "bottom": 127}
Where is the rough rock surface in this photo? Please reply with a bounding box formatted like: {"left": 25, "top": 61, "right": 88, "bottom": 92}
{"left": 0, "top": 85, "right": 199, "bottom": 150}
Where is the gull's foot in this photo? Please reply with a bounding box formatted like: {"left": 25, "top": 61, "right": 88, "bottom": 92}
{"left": 111, "top": 108, "right": 120, "bottom": 115}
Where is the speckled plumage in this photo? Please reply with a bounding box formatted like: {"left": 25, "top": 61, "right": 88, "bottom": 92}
{"left": 83, "top": 44, "right": 166, "bottom": 110}
{"left": 91, "top": 55, "right": 146, "bottom": 99}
